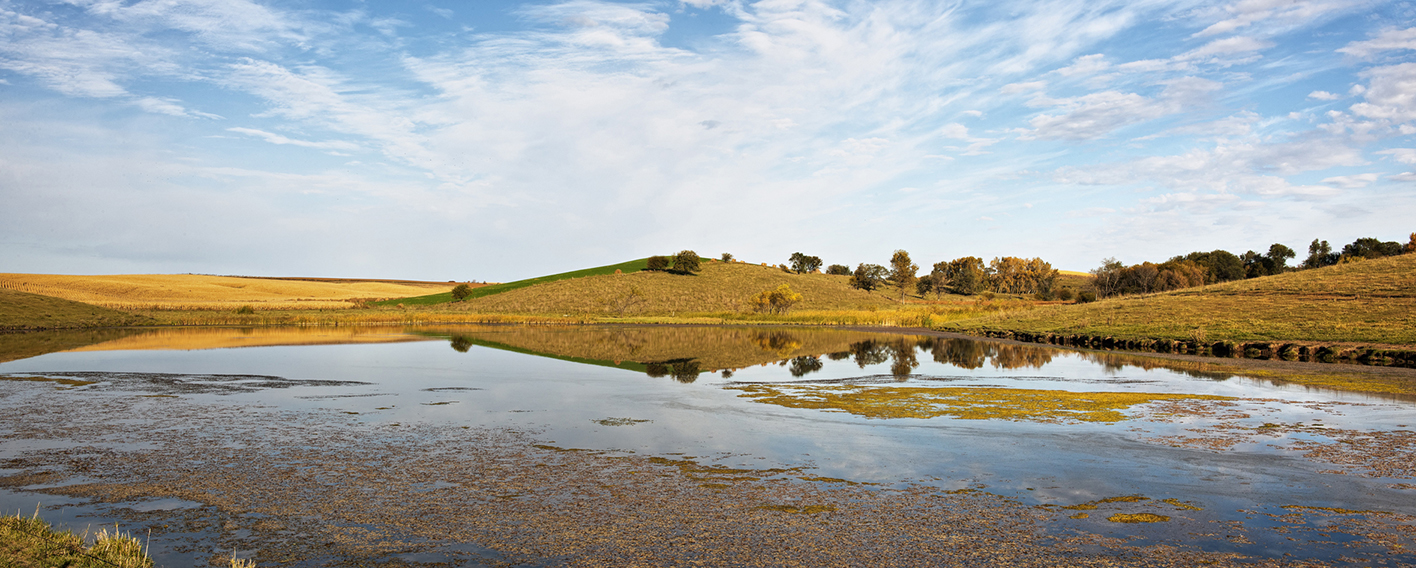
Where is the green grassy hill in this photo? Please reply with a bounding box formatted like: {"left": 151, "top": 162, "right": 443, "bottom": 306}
{"left": 451, "top": 260, "right": 900, "bottom": 315}
{"left": 377, "top": 258, "right": 653, "bottom": 306}
{"left": 943, "top": 254, "right": 1416, "bottom": 346}
{"left": 0, "top": 288, "right": 150, "bottom": 331}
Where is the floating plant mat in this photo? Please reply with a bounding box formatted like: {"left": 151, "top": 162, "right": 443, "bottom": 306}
{"left": 727, "top": 383, "right": 1233, "bottom": 422}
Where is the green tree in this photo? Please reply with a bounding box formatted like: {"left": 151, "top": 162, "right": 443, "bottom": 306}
{"left": 647, "top": 255, "right": 670, "bottom": 271}
{"left": 789, "top": 252, "right": 823, "bottom": 274}
{"left": 888, "top": 250, "right": 918, "bottom": 302}
{"left": 1176, "top": 250, "right": 1244, "bottom": 282}
{"left": 672, "top": 250, "right": 701, "bottom": 274}
{"left": 1342, "top": 237, "right": 1403, "bottom": 260}
{"left": 721, "top": 252, "right": 734, "bottom": 262}
{"left": 1305, "top": 239, "right": 1336, "bottom": 268}
{"left": 944, "top": 257, "right": 987, "bottom": 295}
{"left": 851, "top": 263, "right": 888, "bottom": 291}
{"left": 825, "top": 264, "right": 852, "bottom": 276}
{"left": 451, "top": 283, "right": 473, "bottom": 300}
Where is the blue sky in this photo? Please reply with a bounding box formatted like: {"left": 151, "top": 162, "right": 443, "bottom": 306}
{"left": 1, "top": 0, "right": 1413, "bottom": 281}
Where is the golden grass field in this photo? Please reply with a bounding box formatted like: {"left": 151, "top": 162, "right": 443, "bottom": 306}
{"left": 0, "top": 273, "right": 453, "bottom": 311}
{"left": 943, "top": 254, "right": 1416, "bottom": 346}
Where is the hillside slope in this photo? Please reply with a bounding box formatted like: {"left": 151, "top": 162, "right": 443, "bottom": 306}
{"left": 456, "top": 260, "right": 899, "bottom": 314}
{"left": 944, "top": 254, "right": 1416, "bottom": 345}
{"left": 0, "top": 288, "right": 150, "bottom": 331}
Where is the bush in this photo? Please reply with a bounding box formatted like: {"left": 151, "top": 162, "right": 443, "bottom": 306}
{"left": 721, "top": 252, "right": 734, "bottom": 262}
{"left": 749, "top": 284, "right": 803, "bottom": 314}
{"left": 647, "top": 256, "right": 670, "bottom": 271}
{"left": 673, "top": 250, "right": 701, "bottom": 274}
{"left": 451, "top": 283, "right": 472, "bottom": 300}
{"left": 235, "top": 305, "right": 256, "bottom": 314}
{"left": 1057, "top": 288, "right": 1075, "bottom": 301}
{"left": 825, "top": 264, "right": 851, "bottom": 276}
{"left": 1077, "top": 290, "right": 1097, "bottom": 303}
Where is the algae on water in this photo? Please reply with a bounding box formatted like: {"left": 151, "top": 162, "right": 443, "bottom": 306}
{"left": 728, "top": 384, "right": 1233, "bottom": 423}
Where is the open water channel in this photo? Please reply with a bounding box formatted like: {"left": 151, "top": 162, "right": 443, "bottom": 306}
{"left": 1, "top": 325, "right": 1413, "bottom": 567}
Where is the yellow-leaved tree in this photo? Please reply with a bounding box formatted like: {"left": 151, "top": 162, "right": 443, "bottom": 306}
{"left": 749, "top": 284, "right": 802, "bottom": 315}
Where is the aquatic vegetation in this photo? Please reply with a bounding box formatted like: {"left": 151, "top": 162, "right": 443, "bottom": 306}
{"left": 591, "top": 417, "right": 651, "bottom": 426}
{"left": 1162, "top": 498, "right": 1203, "bottom": 511}
{"left": 729, "top": 384, "right": 1232, "bottom": 423}
{"left": 756, "top": 504, "right": 837, "bottom": 514}
{"left": 1108, "top": 513, "right": 1170, "bottom": 523}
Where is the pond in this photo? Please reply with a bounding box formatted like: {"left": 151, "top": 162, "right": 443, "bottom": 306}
{"left": 1, "top": 325, "right": 1413, "bottom": 567}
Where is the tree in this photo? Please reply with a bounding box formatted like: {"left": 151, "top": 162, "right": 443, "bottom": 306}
{"left": 1176, "top": 250, "right": 1243, "bottom": 283}
{"left": 851, "top": 263, "right": 888, "bottom": 291}
{"left": 647, "top": 256, "right": 670, "bottom": 271}
{"left": 1406, "top": 233, "right": 1416, "bottom": 253}
{"left": 1090, "top": 257, "right": 1125, "bottom": 298}
{"left": 672, "top": 250, "right": 701, "bottom": 274}
{"left": 1342, "top": 237, "right": 1403, "bottom": 260}
{"left": 888, "top": 250, "right": 918, "bottom": 303}
{"left": 915, "top": 273, "right": 937, "bottom": 297}
{"left": 943, "top": 257, "right": 986, "bottom": 295}
{"left": 825, "top": 264, "right": 852, "bottom": 276}
{"left": 721, "top": 252, "right": 734, "bottom": 262}
{"left": 789, "top": 252, "right": 823, "bottom": 274}
{"left": 606, "top": 286, "right": 647, "bottom": 315}
{"left": 749, "top": 284, "right": 803, "bottom": 314}
{"left": 451, "top": 283, "right": 473, "bottom": 300}
{"left": 1267, "top": 243, "right": 1296, "bottom": 272}
{"left": 1304, "top": 239, "right": 1336, "bottom": 269}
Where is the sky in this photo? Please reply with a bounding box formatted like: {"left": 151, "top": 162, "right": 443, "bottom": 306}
{"left": 1, "top": 0, "right": 1414, "bottom": 281}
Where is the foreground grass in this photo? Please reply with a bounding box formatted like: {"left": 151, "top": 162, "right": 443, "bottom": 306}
{"left": 942, "top": 254, "right": 1416, "bottom": 347}
{"left": 0, "top": 289, "right": 151, "bottom": 331}
{"left": 1, "top": 511, "right": 152, "bottom": 568}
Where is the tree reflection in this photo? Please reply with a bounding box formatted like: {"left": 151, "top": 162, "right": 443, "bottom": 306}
{"left": 789, "top": 356, "right": 824, "bottom": 377}
{"left": 449, "top": 336, "right": 473, "bottom": 353}
{"left": 752, "top": 331, "right": 803, "bottom": 357}
{"left": 919, "top": 338, "right": 1055, "bottom": 370}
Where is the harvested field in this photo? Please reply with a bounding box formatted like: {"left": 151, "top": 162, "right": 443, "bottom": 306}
{"left": 0, "top": 274, "right": 452, "bottom": 311}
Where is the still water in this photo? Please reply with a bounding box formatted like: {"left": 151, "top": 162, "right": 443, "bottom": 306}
{"left": 1, "top": 325, "right": 1413, "bottom": 566}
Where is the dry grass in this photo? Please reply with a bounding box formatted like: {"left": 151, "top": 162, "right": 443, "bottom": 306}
{"left": 1, "top": 511, "right": 153, "bottom": 568}
{"left": 67, "top": 326, "right": 431, "bottom": 352}
{"left": 461, "top": 261, "right": 933, "bottom": 314}
{"left": 943, "top": 254, "right": 1416, "bottom": 346}
{"left": 0, "top": 274, "right": 449, "bottom": 311}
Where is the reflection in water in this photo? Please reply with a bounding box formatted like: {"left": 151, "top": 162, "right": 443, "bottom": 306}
{"left": 752, "top": 331, "right": 803, "bottom": 358}
{"left": 788, "top": 356, "right": 823, "bottom": 377}
{"left": 921, "top": 338, "right": 1056, "bottom": 370}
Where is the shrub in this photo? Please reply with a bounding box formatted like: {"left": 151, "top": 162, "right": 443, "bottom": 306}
{"left": 1057, "top": 288, "right": 1075, "bottom": 301}
{"left": 1077, "top": 290, "right": 1097, "bottom": 303}
{"left": 721, "top": 252, "right": 734, "bottom": 262}
{"left": 647, "top": 256, "right": 670, "bottom": 271}
{"left": 749, "top": 284, "right": 803, "bottom": 314}
{"left": 825, "top": 264, "right": 851, "bottom": 276}
{"left": 451, "top": 283, "right": 472, "bottom": 300}
{"left": 236, "top": 305, "right": 256, "bottom": 314}
{"left": 673, "top": 250, "right": 701, "bottom": 274}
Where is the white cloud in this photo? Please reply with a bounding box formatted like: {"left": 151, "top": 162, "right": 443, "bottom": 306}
{"left": 1057, "top": 54, "right": 1110, "bottom": 76}
{"left": 227, "top": 127, "right": 360, "bottom": 151}
{"left": 1338, "top": 27, "right": 1416, "bottom": 58}
{"left": 1180, "top": 36, "right": 1274, "bottom": 60}
{"left": 1193, "top": 0, "right": 1353, "bottom": 38}
{"left": 1023, "top": 77, "right": 1221, "bottom": 140}
{"left": 1377, "top": 148, "right": 1416, "bottom": 164}
{"left": 1349, "top": 63, "right": 1416, "bottom": 123}
{"left": 1307, "top": 90, "right": 1340, "bottom": 101}
{"left": 1001, "top": 81, "right": 1047, "bottom": 94}
{"left": 1321, "top": 173, "right": 1380, "bottom": 189}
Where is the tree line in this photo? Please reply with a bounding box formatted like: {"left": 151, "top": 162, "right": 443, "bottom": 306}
{"left": 785, "top": 250, "right": 1064, "bottom": 301}
{"left": 1090, "top": 233, "right": 1416, "bottom": 299}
